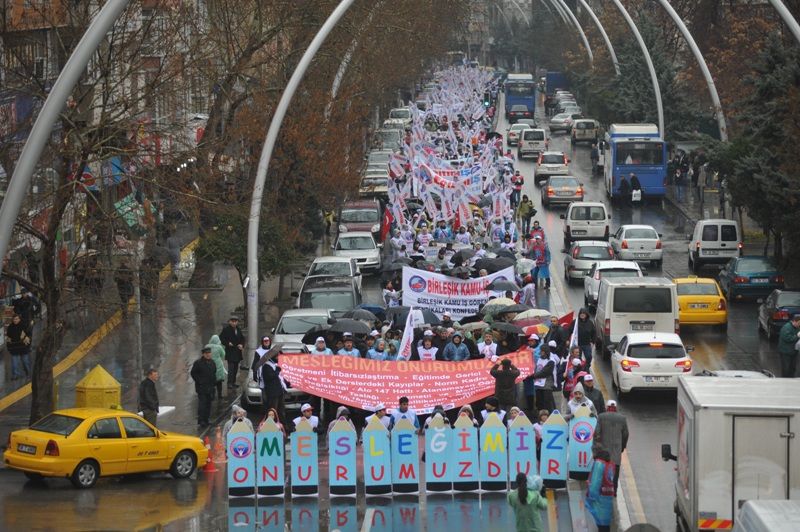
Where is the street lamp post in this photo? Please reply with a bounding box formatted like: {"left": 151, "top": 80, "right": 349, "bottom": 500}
{"left": 609, "top": 0, "right": 665, "bottom": 136}
{"left": 578, "top": 0, "right": 620, "bottom": 75}
{"left": 245, "top": 0, "right": 357, "bottom": 366}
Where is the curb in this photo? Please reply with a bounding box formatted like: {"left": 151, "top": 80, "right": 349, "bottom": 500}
{"left": 662, "top": 189, "right": 698, "bottom": 226}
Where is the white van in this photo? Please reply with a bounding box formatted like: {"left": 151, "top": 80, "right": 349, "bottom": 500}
{"left": 560, "top": 201, "right": 610, "bottom": 249}
{"left": 518, "top": 128, "right": 547, "bottom": 159}
{"left": 688, "top": 219, "right": 742, "bottom": 273}
{"left": 594, "top": 277, "right": 680, "bottom": 358}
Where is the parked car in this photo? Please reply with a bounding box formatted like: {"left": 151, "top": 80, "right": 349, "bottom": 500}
{"left": 541, "top": 175, "right": 583, "bottom": 207}
{"left": 506, "top": 123, "right": 531, "bottom": 147}
{"left": 293, "top": 275, "right": 363, "bottom": 310}
{"left": 535, "top": 151, "right": 570, "bottom": 184}
{"left": 563, "top": 240, "right": 614, "bottom": 284}
{"left": 241, "top": 343, "right": 313, "bottom": 415}
{"left": 673, "top": 276, "right": 727, "bottom": 330}
{"left": 508, "top": 104, "right": 534, "bottom": 123}
{"left": 583, "top": 260, "right": 643, "bottom": 308}
{"left": 718, "top": 256, "right": 784, "bottom": 301}
{"left": 609, "top": 224, "right": 663, "bottom": 267}
{"left": 332, "top": 231, "right": 382, "bottom": 273}
{"left": 3, "top": 408, "right": 207, "bottom": 488}
{"left": 610, "top": 332, "right": 693, "bottom": 397}
{"left": 272, "top": 309, "right": 333, "bottom": 344}
{"left": 757, "top": 289, "right": 800, "bottom": 341}
{"left": 549, "top": 112, "right": 583, "bottom": 133}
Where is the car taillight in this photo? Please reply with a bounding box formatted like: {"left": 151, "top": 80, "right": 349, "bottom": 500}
{"left": 45, "top": 440, "right": 59, "bottom": 456}
{"left": 773, "top": 275, "right": 785, "bottom": 284}
{"left": 620, "top": 359, "right": 639, "bottom": 372}
{"left": 675, "top": 359, "right": 693, "bottom": 373}
{"left": 608, "top": 248, "right": 614, "bottom": 258}
{"left": 718, "top": 299, "right": 727, "bottom": 311}
{"left": 621, "top": 240, "right": 628, "bottom": 249}
{"left": 695, "top": 241, "right": 700, "bottom": 251}
{"left": 577, "top": 187, "right": 584, "bottom": 196}
{"left": 774, "top": 310, "right": 789, "bottom": 320}
{"left": 734, "top": 276, "right": 748, "bottom": 284}
{"left": 563, "top": 155, "right": 568, "bottom": 165}
{"left": 547, "top": 187, "right": 555, "bottom": 197}
{"left": 572, "top": 248, "right": 580, "bottom": 258}
{"left": 604, "top": 319, "right": 610, "bottom": 336}
{"left": 674, "top": 319, "right": 680, "bottom": 335}
{"left": 655, "top": 240, "right": 662, "bottom": 249}
{"left": 738, "top": 242, "right": 743, "bottom": 250}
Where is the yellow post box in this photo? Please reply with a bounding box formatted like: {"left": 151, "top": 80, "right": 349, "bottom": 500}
{"left": 75, "top": 365, "right": 121, "bottom": 409}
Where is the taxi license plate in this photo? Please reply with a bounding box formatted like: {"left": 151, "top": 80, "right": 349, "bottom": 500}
{"left": 17, "top": 444, "right": 36, "bottom": 455}
{"left": 631, "top": 323, "right": 653, "bottom": 331}
{"left": 644, "top": 376, "right": 670, "bottom": 383}
{"left": 752, "top": 278, "right": 769, "bottom": 283}
{"left": 689, "top": 303, "right": 708, "bottom": 309}
{"left": 572, "top": 230, "right": 587, "bottom": 235}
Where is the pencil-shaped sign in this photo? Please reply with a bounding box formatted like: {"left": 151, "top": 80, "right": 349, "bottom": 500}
{"left": 256, "top": 418, "right": 284, "bottom": 497}
{"left": 328, "top": 418, "right": 357, "bottom": 497}
{"left": 227, "top": 420, "right": 256, "bottom": 497}
{"left": 540, "top": 410, "right": 568, "bottom": 489}
{"left": 391, "top": 418, "right": 419, "bottom": 494}
{"left": 290, "top": 417, "right": 318, "bottom": 496}
{"left": 425, "top": 414, "right": 453, "bottom": 492}
{"left": 479, "top": 412, "right": 508, "bottom": 491}
{"left": 363, "top": 414, "right": 392, "bottom": 495}
{"left": 568, "top": 405, "right": 596, "bottom": 480}
{"left": 452, "top": 414, "right": 479, "bottom": 492}
{"left": 508, "top": 413, "right": 536, "bottom": 488}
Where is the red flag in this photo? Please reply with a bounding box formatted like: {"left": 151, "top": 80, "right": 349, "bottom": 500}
{"left": 380, "top": 207, "right": 392, "bottom": 243}
{"left": 558, "top": 311, "right": 574, "bottom": 327}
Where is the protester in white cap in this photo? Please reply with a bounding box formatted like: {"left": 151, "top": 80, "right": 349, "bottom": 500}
{"left": 292, "top": 403, "right": 320, "bottom": 432}
{"left": 582, "top": 373, "right": 606, "bottom": 414}
{"left": 365, "top": 403, "right": 391, "bottom": 430}
{"left": 337, "top": 333, "right": 361, "bottom": 357}
{"left": 416, "top": 334, "right": 439, "bottom": 361}
{"left": 312, "top": 337, "right": 333, "bottom": 355}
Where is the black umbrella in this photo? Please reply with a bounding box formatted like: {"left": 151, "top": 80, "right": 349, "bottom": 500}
{"left": 300, "top": 325, "right": 330, "bottom": 346}
{"left": 393, "top": 257, "right": 413, "bottom": 265}
{"left": 477, "top": 196, "right": 492, "bottom": 208}
{"left": 474, "top": 256, "right": 516, "bottom": 274}
{"left": 328, "top": 318, "right": 372, "bottom": 335}
{"left": 486, "top": 279, "right": 521, "bottom": 292}
{"left": 342, "top": 308, "right": 378, "bottom": 322}
{"left": 495, "top": 249, "right": 517, "bottom": 261}
{"left": 496, "top": 303, "right": 531, "bottom": 315}
{"left": 491, "top": 321, "right": 525, "bottom": 334}
{"left": 385, "top": 306, "right": 441, "bottom": 327}
{"left": 451, "top": 248, "right": 476, "bottom": 263}
{"left": 414, "top": 260, "right": 437, "bottom": 272}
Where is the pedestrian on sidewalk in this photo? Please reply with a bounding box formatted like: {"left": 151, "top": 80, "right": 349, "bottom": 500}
{"left": 219, "top": 316, "right": 245, "bottom": 389}
{"left": 491, "top": 358, "right": 520, "bottom": 414}
{"left": 190, "top": 347, "right": 217, "bottom": 428}
{"left": 205, "top": 335, "right": 227, "bottom": 399}
{"left": 582, "top": 374, "right": 605, "bottom": 415}
{"left": 114, "top": 261, "right": 134, "bottom": 316}
{"left": 517, "top": 195, "right": 536, "bottom": 235}
{"left": 5, "top": 314, "right": 32, "bottom": 380}
{"left": 137, "top": 368, "right": 159, "bottom": 427}
{"left": 778, "top": 314, "right": 800, "bottom": 378}
{"left": 592, "top": 399, "right": 629, "bottom": 496}
{"left": 507, "top": 472, "right": 547, "bottom": 532}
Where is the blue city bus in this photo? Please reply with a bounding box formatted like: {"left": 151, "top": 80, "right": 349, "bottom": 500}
{"left": 603, "top": 124, "right": 668, "bottom": 199}
{"left": 504, "top": 73, "right": 536, "bottom": 118}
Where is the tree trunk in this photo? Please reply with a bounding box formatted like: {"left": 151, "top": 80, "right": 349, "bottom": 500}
{"left": 775, "top": 231, "right": 783, "bottom": 260}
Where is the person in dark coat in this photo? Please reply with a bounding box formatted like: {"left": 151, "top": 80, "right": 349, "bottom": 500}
{"left": 260, "top": 350, "right": 286, "bottom": 422}
{"left": 190, "top": 347, "right": 217, "bottom": 427}
{"left": 582, "top": 374, "right": 605, "bottom": 415}
{"left": 592, "top": 400, "right": 629, "bottom": 496}
{"left": 532, "top": 345, "right": 557, "bottom": 413}
{"left": 6, "top": 314, "right": 32, "bottom": 380}
{"left": 12, "top": 289, "right": 39, "bottom": 330}
{"left": 778, "top": 315, "right": 800, "bottom": 378}
{"left": 570, "top": 308, "right": 597, "bottom": 368}
{"left": 219, "top": 316, "right": 245, "bottom": 389}
{"left": 490, "top": 358, "right": 520, "bottom": 413}
{"left": 138, "top": 368, "right": 160, "bottom": 427}
{"left": 544, "top": 315, "right": 566, "bottom": 357}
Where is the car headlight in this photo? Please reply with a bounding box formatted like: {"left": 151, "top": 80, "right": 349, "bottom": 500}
{"left": 339, "top": 225, "right": 348, "bottom": 232}
{"left": 371, "top": 224, "right": 380, "bottom": 233}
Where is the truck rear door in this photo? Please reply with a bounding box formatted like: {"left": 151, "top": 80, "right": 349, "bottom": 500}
{"left": 733, "top": 416, "right": 791, "bottom": 512}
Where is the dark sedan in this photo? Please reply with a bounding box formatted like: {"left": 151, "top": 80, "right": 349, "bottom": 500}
{"left": 718, "top": 256, "right": 784, "bottom": 301}
{"left": 758, "top": 289, "right": 800, "bottom": 341}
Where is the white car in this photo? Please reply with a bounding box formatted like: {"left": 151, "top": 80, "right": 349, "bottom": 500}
{"left": 583, "top": 260, "right": 643, "bottom": 308}
{"left": 506, "top": 123, "right": 531, "bottom": 147}
{"left": 273, "top": 309, "right": 332, "bottom": 344}
{"left": 388, "top": 107, "right": 412, "bottom": 128}
{"left": 610, "top": 332, "right": 693, "bottom": 397}
{"left": 563, "top": 241, "right": 614, "bottom": 284}
{"left": 609, "top": 225, "right": 663, "bottom": 267}
{"left": 332, "top": 231, "right": 382, "bottom": 273}
{"left": 307, "top": 256, "right": 361, "bottom": 286}
{"left": 535, "top": 151, "right": 569, "bottom": 183}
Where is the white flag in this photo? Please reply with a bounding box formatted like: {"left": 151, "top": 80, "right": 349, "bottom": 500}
{"left": 397, "top": 308, "right": 416, "bottom": 361}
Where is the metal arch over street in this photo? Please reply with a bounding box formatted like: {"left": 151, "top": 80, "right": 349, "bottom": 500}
{"left": 578, "top": 0, "right": 620, "bottom": 75}
{"left": 554, "top": 0, "right": 594, "bottom": 65}
{"left": 246, "top": 0, "right": 358, "bottom": 366}
{"left": 768, "top": 0, "right": 800, "bottom": 46}
{"left": 609, "top": 0, "right": 665, "bottom": 136}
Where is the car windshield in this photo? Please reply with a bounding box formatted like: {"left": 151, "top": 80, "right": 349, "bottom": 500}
{"left": 677, "top": 283, "right": 719, "bottom": 296}
{"left": 570, "top": 206, "right": 606, "bottom": 221}
{"left": 550, "top": 177, "right": 578, "bottom": 188}
{"left": 340, "top": 209, "right": 378, "bottom": 223}
{"left": 628, "top": 344, "right": 685, "bottom": 359}
{"left": 625, "top": 228, "right": 658, "bottom": 239}
{"left": 30, "top": 414, "right": 83, "bottom": 436}
{"left": 777, "top": 292, "right": 800, "bottom": 306}
{"left": 614, "top": 287, "right": 672, "bottom": 312}
{"left": 309, "top": 261, "right": 350, "bottom": 276}
{"left": 576, "top": 122, "right": 594, "bottom": 129}
{"left": 600, "top": 269, "right": 640, "bottom": 279}
{"left": 301, "top": 291, "right": 355, "bottom": 310}
{"left": 578, "top": 246, "right": 612, "bottom": 260}
{"left": 523, "top": 130, "right": 544, "bottom": 140}
{"left": 389, "top": 109, "right": 410, "bottom": 119}
{"left": 737, "top": 258, "right": 776, "bottom": 273}
{"left": 542, "top": 154, "right": 565, "bottom": 164}
{"left": 337, "top": 237, "right": 375, "bottom": 250}
{"left": 277, "top": 315, "right": 330, "bottom": 334}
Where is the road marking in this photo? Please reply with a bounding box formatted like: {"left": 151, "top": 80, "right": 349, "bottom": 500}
{"left": 546, "top": 488, "right": 558, "bottom": 532}
{"left": 0, "top": 238, "right": 199, "bottom": 414}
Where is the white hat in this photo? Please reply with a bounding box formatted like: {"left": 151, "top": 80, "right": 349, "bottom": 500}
{"left": 571, "top": 358, "right": 582, "bottom": 366}
{"left": 528, "top": 334, "right": 540, "bottom": 341}
{"left": 606, "top": 400, "right": 617, "bottom": 408}
{"left": 583, "top": 374, "right": 594, "bottom": 382}
{"left": 443, "top": 312, "right": 452, "bottom": 318}
{"left": 548, "top": 340, "right": 557, "bottom": 348}
{"left": 374, "top": 403, "right": 386, "bottom": 412}
{"left": 315, "top": 337, "right": 326, "bottom": 344}
{"left": 370, "top": 330, "right": 380, "bottom": 337}
{"left": 343, "top": 332, "right": 353, "bottom": 338}
{"left": 301, "top": 403, "right": 313, "bottom": 412}
{"left": 423, "top": 330, "right": 434, "bottom": 337}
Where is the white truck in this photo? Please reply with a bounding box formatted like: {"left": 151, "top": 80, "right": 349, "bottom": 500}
{"left": 661, "top": 377, "right": 800, "bottom": 531}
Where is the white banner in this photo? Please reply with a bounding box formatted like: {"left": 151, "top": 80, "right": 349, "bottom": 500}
{"left": 401, "top": 266, "right": 515, "bottom": 320}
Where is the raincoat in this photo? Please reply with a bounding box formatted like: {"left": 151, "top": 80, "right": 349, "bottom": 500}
{"left": 205, "top": 335, "right": 227, "bottom": 382}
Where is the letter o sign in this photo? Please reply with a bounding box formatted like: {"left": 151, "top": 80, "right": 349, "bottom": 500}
{"left": 233, "top": 466, "right": 249, "bottom": 483}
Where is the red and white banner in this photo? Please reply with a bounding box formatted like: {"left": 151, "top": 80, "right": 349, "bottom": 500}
{"left": 278, "top": 350, "right": 534, "bottom": 414}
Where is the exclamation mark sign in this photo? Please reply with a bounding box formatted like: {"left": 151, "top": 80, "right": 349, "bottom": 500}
{"left": 579, "top": 451, "right": 587, "bottom": 467}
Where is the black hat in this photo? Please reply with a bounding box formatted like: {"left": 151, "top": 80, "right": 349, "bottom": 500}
{"left": 201, "top": 347, "right": 212, "bottom": 353}
{"left": 486, "top": 396, "right": 499, "bottom": 408}
{"left": 229, "top": 316, "right": 239, "bottom": 321}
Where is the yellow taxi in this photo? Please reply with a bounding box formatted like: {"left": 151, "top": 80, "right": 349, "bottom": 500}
{"left": 3, "top": 408, "right": 208, "bottom": 488}
{"left": 674, "top": 276, "right": 728, "bottom": 329}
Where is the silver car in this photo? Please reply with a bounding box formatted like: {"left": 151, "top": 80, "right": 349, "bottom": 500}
{"left": 564, "top": 240, "right": 614, "bottom": 284}
{"left": 541, "top": 175, "right": 584, "bottom": 207}
{"left": 549, "top": 112, "right": 583, "bottom": 133}
{"left": 583, "top": 260, "right": 643, "bottom": 308}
